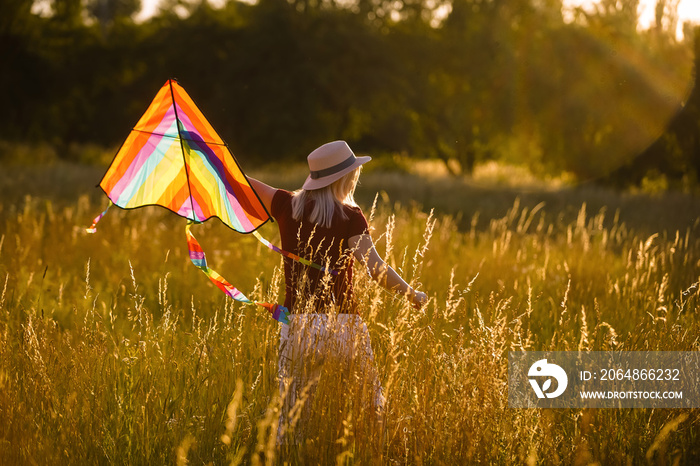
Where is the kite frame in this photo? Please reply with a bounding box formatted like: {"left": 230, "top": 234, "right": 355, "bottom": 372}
{"left": 96, "top": 78, "right": 274, "bottom": 235}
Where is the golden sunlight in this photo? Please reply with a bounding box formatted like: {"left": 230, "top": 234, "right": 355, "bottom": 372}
{"left": 565, "top": 0, "right": 700, "bottom": 39}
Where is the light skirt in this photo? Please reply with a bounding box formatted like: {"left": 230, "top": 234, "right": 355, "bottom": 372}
{"left": 277, "top": 313, "right": 384, "bottom": 444}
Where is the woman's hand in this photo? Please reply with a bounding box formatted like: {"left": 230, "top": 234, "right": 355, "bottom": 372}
{"left": 410, "top": 290, "right": 428, "bottom": 309}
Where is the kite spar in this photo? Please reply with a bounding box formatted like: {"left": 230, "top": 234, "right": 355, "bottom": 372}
{"left": 87, "top": 79, "right": 333, "bottom": 324}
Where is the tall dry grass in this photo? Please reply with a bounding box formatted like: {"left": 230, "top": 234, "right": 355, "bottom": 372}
{"left": 0, "top": 164, "right": 699, "bottom": 464}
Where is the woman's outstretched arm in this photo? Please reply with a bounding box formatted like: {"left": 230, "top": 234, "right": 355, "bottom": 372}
{"left": 349, "top": 234, "right": 428, "bottom": 308}
{"left": 248, "top": 178, "right": 277, "bottom": 213}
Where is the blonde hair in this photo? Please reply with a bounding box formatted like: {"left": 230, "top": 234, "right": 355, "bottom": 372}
{"left": 291, "top": 167, "right": 362, "bottom": 228}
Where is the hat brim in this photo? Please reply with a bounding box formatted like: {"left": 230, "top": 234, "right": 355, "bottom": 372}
{"left": 302, "top": 155, "right": 371, "bottom": 190}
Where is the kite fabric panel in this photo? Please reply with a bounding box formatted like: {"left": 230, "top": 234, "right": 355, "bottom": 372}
{"left": 99, "top": 79, "right": 270, "bottom": 233}
{"left": 87, "top": 79, "right": 335, "bottom": 325}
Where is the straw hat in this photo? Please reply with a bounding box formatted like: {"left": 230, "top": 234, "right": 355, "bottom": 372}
{"left": 302, "top": 141, "right": 371, "bottom": 190}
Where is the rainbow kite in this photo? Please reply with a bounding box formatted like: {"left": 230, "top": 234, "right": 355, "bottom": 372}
{"left": 87, "top": 79, "right": 332, "bottom": 324}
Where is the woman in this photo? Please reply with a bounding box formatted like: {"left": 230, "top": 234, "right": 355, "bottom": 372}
{"left": 249, "top": 140, "right": 427, "bottom": 444}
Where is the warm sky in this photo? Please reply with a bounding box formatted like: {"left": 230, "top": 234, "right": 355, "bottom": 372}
{"left": 137, "top": 0, "right": 700, "bottom": 38}
{"left": 565, "top": 0, "right": 700, "bottom": 39}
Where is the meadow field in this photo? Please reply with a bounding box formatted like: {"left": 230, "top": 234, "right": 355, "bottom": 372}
{"left": 1, "top": 160, "right": 699, "bottom": 464}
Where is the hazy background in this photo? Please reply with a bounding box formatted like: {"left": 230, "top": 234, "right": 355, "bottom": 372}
{"left": 2, "top": 0, "right": 700, "bottom": 190}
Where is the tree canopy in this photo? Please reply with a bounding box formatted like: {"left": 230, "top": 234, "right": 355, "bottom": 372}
{"left": 1, "top": 0, "right": 697, "bottom": 186}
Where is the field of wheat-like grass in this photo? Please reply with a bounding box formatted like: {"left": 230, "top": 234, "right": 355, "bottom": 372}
{"left": 0, "top": 162, "right": 699, "bottom": 464}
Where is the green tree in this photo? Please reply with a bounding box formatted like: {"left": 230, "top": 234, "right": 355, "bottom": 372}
{"left": 87, "top": 0, "right": 141, "bottom": 34}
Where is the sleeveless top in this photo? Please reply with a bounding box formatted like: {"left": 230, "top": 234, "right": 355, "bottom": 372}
{"left": 270, "top": 189, "right": 369, "bottom": 314}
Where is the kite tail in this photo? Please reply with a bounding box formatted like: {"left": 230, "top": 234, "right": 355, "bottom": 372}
{"left": 186, "top": 221, "right": 290, "bottom": 325}
{"left": 86, "top": 201, "right": 113, "bottom": 233}
{"left": 252, "top": 231, "right": 338, "bottom": 276}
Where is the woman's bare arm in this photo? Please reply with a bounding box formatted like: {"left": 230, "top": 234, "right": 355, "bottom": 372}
{"left": 248, "top": 178, "right": 277, "bottom": 213}
{"left": 349, "top": 234, "right": 427, "bottom": 308}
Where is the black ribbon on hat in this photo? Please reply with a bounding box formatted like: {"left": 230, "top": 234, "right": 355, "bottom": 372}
{"left": 309, "top": 155, "right": 357, "bottom": 179}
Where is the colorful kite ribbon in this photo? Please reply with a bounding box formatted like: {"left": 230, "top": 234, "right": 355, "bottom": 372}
{"left": 86, "top": 200, "right": 113, "bottom": 234}
{"left": 86, "top": 204, "right": 337, "bottom": 324}
{"left": 185, "top": 221, "right": 290, "bottom": 324}
{"left": 252, "top": 231, "right": 338, "bottom": 276}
